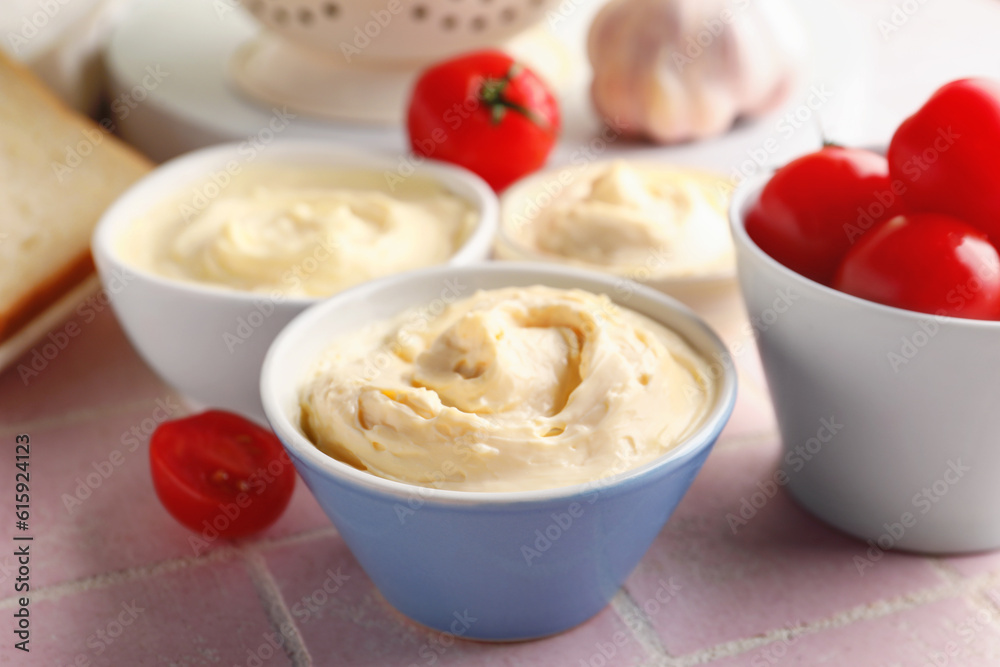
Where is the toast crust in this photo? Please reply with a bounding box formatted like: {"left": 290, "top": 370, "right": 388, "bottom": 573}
{"left": 0, "top": 52, "right": 151, "bottom": 344}
{"left": 0, "top": 250, "right": 96, "bottom": 343}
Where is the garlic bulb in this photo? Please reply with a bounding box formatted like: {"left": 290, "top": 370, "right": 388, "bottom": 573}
{"left": 588, "top": 0, "right": 806, "bottom": 144}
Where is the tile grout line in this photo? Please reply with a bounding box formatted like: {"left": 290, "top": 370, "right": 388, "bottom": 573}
{"left": 609, "top": 588, "right": 674, "bottom": 667}
{"left": 0, "top": 526, "right": 339, "bottom": 606}
{"left": 250, "top": 526, "right": 340, "bottom": 552}
{"left": 668, "top": 569, "right": 1000, "bottom": 665}
{"left": 3, "top": 517, "right": 1000, "bottom": 662}
{"left": 242, "top": 550, "right": 313, "bottom": 667}
{"left": 928, "top": 558, "right": 965, "bottom": 588}
{"left": 7, "top": 370, "right": 995, "bottom": 665}
{"left": 0, "top": 544, "right": 241, "bottom": 608}
{"left": 951, "top": 562, "right": 1000, "bottom": 627}
{"left": 968, "top": 580, "right": 1000, "bottom": 627}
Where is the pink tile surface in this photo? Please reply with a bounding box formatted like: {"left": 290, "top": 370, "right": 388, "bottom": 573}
{"left": 717, "top": 382, "right": 776, "bottom": 442}
{"left": 943, "top": 551, "right": 1000, "bottom": 579}
{"left": 261, "top": 535, "right": 647, "bottom": 666}
{"left": 4, "top": 242, "right": 998, "bottom": 665}
{"left": 714, "top": 311, "right": 776, "bottom": 441}
{"left": 0, "top": 559, "right": 288, "bottom": 667}
{"left": 0, "top": 403, "right": 331, "bottom": 590}
{"left": 0, "top": 305, "right": 170, "bottom": 428}
{"left": 705, "top": 597, "right": 1000, "bottom": 667}
{"left": 625, "top": 436, "right": 946, "bottom": 655}
{"left": 256, "top": 479, "right": 335, "bottom": 542}
{"left": 733, "top": 343, "right": 770, "bottom": 396}
{"left": 2, "top": 404, "right": 197, "bottom": 589}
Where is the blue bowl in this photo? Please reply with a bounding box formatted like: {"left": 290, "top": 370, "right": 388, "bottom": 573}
{"left": 260, "top": 263, "right": 737, "bottom": 640}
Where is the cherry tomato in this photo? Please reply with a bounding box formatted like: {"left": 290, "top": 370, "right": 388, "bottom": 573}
{"left": 833, "top": 213, "right": 1000, "bottom": 320}
{"left": 150, "top": 410, "right": 295, "bottom": 538}
{"left": 888, "top": 78, "right": 1000, "bottom": 243}
{"left": 407, "top": 50, "right": 560, "bottom": 192}
{"left": 745, "top": 146, "right": 906, "bottom": 285}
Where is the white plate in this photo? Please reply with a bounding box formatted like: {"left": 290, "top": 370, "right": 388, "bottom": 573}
{"left": 106, "top": 0, "right": 871, "bottom": 170}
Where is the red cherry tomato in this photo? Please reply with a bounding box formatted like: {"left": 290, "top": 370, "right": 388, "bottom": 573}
{"left": 407, "top": 50, "right": 560, "bottom": 192}
{"left": 150, "top": 410, "right": 295, "bottom": 538}
{"left": 888, "top": 78, "right": 1000, "bottom": 243}
{"left": 833, "top": 213, "right": 1000, "bottom": 320}
{"left": 745, "top": 146, "right": 906, "bottom": 285}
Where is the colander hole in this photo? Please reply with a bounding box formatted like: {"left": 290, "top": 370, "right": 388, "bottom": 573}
{"left": 298, "top": 8, "right": 314, "bottom": 24}
{"left": 322, "top": 2, "right": 340, "bottom": 18}
{"left": 273, "top": 7, "right": 289, "bottom": 23}
{"left": 412, "top": 4, "right": 428, "bottom": 20}
{"left": 442, "top": 14, "right": 458, "bottom": 29}
{"left": 471, "top": 15, "right": 487, "bottom": 30}
{"left": 500, "top": 7, "right": 516, "bottom": 22}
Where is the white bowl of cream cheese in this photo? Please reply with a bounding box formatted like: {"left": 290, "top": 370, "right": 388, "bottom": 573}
{"left": 497, "top": 160, "right": 743, "bottom": 332}
{"left": 731, "top": 171, "right": 1000, "bottom": 553}
{"left": 92, "top": 140, "right": 498, "bottom": 422}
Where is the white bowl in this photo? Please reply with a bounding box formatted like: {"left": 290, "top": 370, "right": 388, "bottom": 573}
{"left": 91, "top": 140, "right": 497, "bottom": 423}
{"left": 731, "top": 172, "right": 1000, "bottom": 554}
{"left": 497, "top": 161, "right": 743, "bottom": 331}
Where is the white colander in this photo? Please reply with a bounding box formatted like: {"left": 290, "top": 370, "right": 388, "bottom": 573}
{"left": 230, "top": 0, "right": 574, "bottom": 123}
{"left": 241, "top": 0, "right": 562, "bottom": 61}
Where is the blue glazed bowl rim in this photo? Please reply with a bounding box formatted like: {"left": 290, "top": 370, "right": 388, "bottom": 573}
{"left": 261, "top": 262, "right": 738, "bottom": 508}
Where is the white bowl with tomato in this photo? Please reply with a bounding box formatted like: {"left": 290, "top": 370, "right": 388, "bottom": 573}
{"left": 731, "top": 78, "right": 1000, "bottom": 553}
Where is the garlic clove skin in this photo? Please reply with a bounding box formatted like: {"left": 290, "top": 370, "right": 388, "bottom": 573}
{"left": 588, "top": 0, "right": 807, "bottom": 145}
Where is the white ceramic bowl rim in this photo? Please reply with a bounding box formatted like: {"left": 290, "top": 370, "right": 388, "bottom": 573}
{"left": 731, "top": 171, "right": 1000, "bottom": 330}
{"left": 261, "top": 261, "right": 738, "bottom": 506}
{"left": 92, "top": 139, "right": 499, "bottom": 307}
{"left": 498, "top": 160, "right": 738, "bottom": 286}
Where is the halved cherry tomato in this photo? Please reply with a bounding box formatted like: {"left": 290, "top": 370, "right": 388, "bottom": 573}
{"left": 888, "top": 78, "right": 1000, "bottom": 243}
{"left": 407, "top": 50, "right": 560, "bottom": 192}
{"left": 833, "top": 213, "right": 1000, "bottom": 320}
{"left": 150, "top": 410, "right": 295, "bottom": 538}
{"left": 745, "top": 146, "right": 906, "bottom": 285}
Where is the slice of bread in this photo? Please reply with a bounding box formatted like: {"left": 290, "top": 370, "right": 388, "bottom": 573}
{"left": 0, "top": 52, "right": 151, "bottom": 342}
